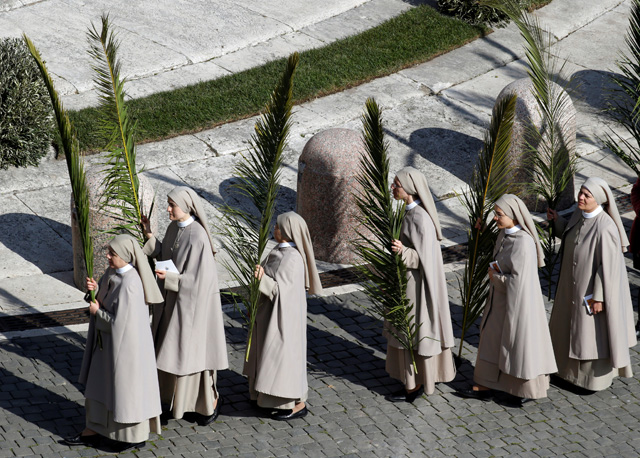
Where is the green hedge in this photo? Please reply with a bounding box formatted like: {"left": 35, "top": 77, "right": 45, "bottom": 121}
{"left": 0, "top": 37, "right": 53, "bottom": 169}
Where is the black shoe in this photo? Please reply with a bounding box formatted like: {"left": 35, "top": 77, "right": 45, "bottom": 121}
{"left": 497, "top": 394, "right": 532, "bottom": 407}
{"left": 109, "top": 441, "right": 145, "bottom": 453}
{"left": 271, "top": 406, "right": 308, "bottom": 421}
{"left": 387, "top": 386, "right": 424, "bottom": 403}
{"left": 160, "top": 410, "right": 173, "bottom": 426}
{"left": 455, "top": 388, "right": 493, "bottom": 401}
{"left": 197, "top": 396, "right": 223, "bottom": 426}
{"left": 60, "top": 433, "right": 101, "bottom": 447}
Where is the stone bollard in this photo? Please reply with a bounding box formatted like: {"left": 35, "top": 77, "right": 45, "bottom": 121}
{"left": 494, "top": 78, "right": 576, "bottom": 211}
{"left": 71, "top": 165, "right": 157, "bottom": 290}
{"left": 297, "top": 128, "right": 370, "bottom": 264}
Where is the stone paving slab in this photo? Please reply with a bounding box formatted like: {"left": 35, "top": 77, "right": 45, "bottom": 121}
{"left": 0, "top": 0, "right": 416, "bottom": 110}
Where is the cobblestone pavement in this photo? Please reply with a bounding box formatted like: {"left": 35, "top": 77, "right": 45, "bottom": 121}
{"left": 1, "top": 265, "right": 638, "bottom": 458}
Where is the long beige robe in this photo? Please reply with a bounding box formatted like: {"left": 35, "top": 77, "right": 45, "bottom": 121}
{"left": 243, "top": 246, "right": 308, "bottom": 409}
{"left": 79, "top": 268, "right": 161, "bottom": 442}
{"left": 549, "top": 210, "right": 637, "bottom": 390}
{"left": 474, "top": 229, "right": 557, "bottom": 399}
{"left": 385, "top": 204, "right": 456, "bottom": 392}
{"left": 144, "top": 220, "right": 228, "bottom": 416}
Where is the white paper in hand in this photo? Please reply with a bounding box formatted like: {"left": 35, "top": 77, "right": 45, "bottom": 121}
{"left": 583, "top": 294, "right": 594, "bottom": 316}
{"left": 155, "top": 259, "right": 179, "bottom": 274}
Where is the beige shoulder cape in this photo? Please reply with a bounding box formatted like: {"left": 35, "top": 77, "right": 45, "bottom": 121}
{"left": 385, "top": 205, "right": 454, "bottom": 356}
{"left": 243, "top": 246, "right": 308, "bottom": 399}
{"left": 478, "top": 230, "right": 557, "bottom": 379}
{"left": 144, "top": 221, "right": 229, "bottom": 375}
{"left": 79, "top": 268, "right": 162, "bottom": 423}
{"left": 550, "top": 210, "right": 637, "bottom": 367}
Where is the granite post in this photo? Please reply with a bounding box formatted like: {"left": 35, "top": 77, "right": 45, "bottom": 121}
{"left": 297, "top": 128, "right": 371, "bottom": 264}
{"left": 71, "top": 165, "right": 157, "bottom": 289}
{"left": 494, "top": 78, "right": 577, "bottom": 211}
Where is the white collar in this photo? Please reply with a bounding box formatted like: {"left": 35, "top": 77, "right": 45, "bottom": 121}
{"left": 406, "top": 198, "right": 422, "bottom": 211}
{"left": 116, "top": 264, "right": 134, "bottom": 274}
{"left": 278, "top": 241, "right": 297, "bottom": 248}
{"left": 177, "top": 215, "right": 195, "bottom": 227}
{"left": 505, "top": 224, "right": 522, "bottom": 235}
{"left": 582, "top": 205, "right": 603, "bottom": 219}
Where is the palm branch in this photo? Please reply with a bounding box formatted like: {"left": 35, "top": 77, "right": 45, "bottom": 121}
{"left": 23, "top": 35, "right": 95, "bottom": 302}
{"left": 87, "top": 14, "right": 145, "bottom": 245}
{"left": 220, "top": 53, "right": 299, "bottom": 362}
{"left": 602, "top": 0, "right": 640, "bottom": 178}
{"left": 457, "top": 93, "right": 517, "bottom": 358}
{"left": 352, "top": 98, "right": 420, "bottom": 373}
{"left": 483, "top": 0, "right": 578, "bottom": 299}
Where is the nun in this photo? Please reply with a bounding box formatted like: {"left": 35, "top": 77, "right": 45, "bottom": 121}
{"left": 388, "top": 167, "right": 456, "bottom": 402}
{"left": 63, "top": 235, "right": 163, "bottom": 453}
{"left": 141, "top": 186, "right": 229, "bottom": 425}
{"left": 247, "top": 212, "right": 322, "bottom": 420}
{"left": 458, "top": 194, "right": 557, "bottom": 404}
{"left": 547, "top": 177, "right": 637, "bottom": 391}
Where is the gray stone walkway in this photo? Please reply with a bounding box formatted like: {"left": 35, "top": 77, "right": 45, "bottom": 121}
{"left": 0, "top": 275, "right": 638, "bottom": 457}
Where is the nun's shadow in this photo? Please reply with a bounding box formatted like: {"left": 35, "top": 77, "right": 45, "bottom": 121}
{"left": 217, "top": 177, "right": 297, "bottom": 218}
{"left": 387, "top": 127, "right": 484, "bottom": 185}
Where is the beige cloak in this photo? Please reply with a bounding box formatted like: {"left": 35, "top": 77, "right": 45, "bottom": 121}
{"left": 79, "top": 264, "right": 161, "bottom": 442}
{"left": 550, "top": 207, "right": 637, "bottom": 390}
{"left": 243, "top": 212, "right": 321, "bottom": 410}
{"left": 385, "top": 199, "right": 456, "bottom": 393}
{"left": 144, "top": 188, "right": 228, "bottom": 417}
{"left": 474, "top": 228, "right": 557, "bottom": 399}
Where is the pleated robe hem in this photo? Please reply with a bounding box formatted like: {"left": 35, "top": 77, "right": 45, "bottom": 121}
{"left": 248, "top": 376, "right": 308, "bottom": 410}
{"left": 473, "top": 358, "right": 550, "bottom": 399}
{"left": 158, "top": 370, "right": 218, "bottom": 419}
{"left": 555, "top": 357, "right": 633, "bottom": 391}
{"left": 85, "top": 398, "right": 160, "bottom": 443}
{"left": 386, "top": 346, "right": 456, "bottom": 393}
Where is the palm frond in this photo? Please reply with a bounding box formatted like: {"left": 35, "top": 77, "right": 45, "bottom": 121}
{"left": 535, "top": 220, "right": 560, "bottom": 300}
{"left": 457, "top": 93, "right": 517, "bottom": 358}
{"left": 603, "top": 0, "right": 640, "bottom": 177}
{"left": 220, "top": 53, "right": 299, "bottom": 362}
{"left": 23, "top": 35, "right": 95, "bottom": 302}
{"left": 483, "top": 0, "right": 579, "bottom": 301}
{"left": 87, "top": 14, "right": 144, "bottom": 244}
{"left": 483, "top": 0, "right": 578, "bottom": 210}
{"left": 352, "top": 98, "right": 420, "bottom": 373}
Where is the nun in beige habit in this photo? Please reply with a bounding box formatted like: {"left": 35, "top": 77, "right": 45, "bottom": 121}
{"left": 388, "top": 167, "right": 456, "bottom": 403}
{"left": 458, "top": 194, "right": 557, "bottom": 405}
{"left": 142, "top": 186, "right": 229, "bottom": 425}
{"left": 548, "top": 177, "right": 637, "bottom": 391}
{"left": 63, "top": 235, "right": 163, "bottom": 453}
{"left": 246, "top": 212, "right": 322, "bottom": 421}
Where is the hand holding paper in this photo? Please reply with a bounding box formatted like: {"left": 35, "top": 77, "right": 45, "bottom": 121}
{"left": 155, "top": 259, "right": 179, "bottom": 274}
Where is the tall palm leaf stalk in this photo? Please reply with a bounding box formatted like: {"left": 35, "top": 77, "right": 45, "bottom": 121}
{"left": 602, "top": 0, "right": 640, "bottom": 178}
{"left": 457, "top": 93, "right": 517, "bottom": 358}
{"left": 352, "top": 98, "right": 419, "bottom": 373}
{"left": 483, "top": 0, "right": 579, "bottom": 299}
{"left": 23, "top": 36, "right": 95, "bottom": 303}
{"left": 87, "top": 14, "right": 146, "bottom": 245}
{"left": 220, "top": 53, "right": 299, "bottom": 362}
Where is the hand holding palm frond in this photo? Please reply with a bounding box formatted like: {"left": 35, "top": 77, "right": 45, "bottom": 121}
{"left": 353, "top": 98, "right": 419, "bottom": 373}
{"left": 87, "top": 14, "right": 145, "bottom": 244}
{"left": 603, "top": 0, "right": 640, "bottom": 177}
{"left": 220, "top": 53, "right": 299, "bottom": 362}
{"left": 457, "top": 93, "right": 516, "bottom": 358}
{"left": 23, "top": 35, "right": 95, "bottom": 303}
